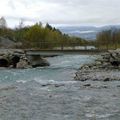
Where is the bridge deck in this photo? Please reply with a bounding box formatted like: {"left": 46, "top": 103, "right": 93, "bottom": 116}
{"left": 25, "top": 49, "right": 107, "bottom": 56}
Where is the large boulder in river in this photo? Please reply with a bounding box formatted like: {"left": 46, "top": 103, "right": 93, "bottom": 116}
{"left": 0, "top": 49, "right": 50, "bottom": 68}
{"left": 0, "top": 49, "right": 29, "bottom": 68}
{"left": 16, "top": 58, "right": 31, "bottom": 69}
{"left": 27, "top": 55, "right": 50, "bottom": 68}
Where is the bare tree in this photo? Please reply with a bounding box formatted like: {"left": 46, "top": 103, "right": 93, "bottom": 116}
{"left": 0, "top": 17, "right": 7, "bottom": 28}
{"left": 18, "top": 19, "right": 24, "bottom": 29}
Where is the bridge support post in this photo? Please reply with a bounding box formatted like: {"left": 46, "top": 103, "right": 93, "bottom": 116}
{"left": 84, "top": 46, "right": 87, "bottom": 50}
{"left": 61, "top": 44, "right": 64, "bottom": 50}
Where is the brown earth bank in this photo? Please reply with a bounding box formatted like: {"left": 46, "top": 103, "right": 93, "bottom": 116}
{"left": 75, "top": 49, "right": 120, "bottom": 81}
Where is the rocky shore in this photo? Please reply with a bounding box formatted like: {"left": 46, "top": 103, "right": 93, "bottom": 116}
{"left": 0, "top": 49, "right": 50, "bottom": 69}
{"left": 75, "top": 49, "right": 120, "bottom": 81}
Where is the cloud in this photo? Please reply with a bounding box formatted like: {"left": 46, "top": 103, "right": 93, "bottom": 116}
{"left": 0, "top": 0, "right": 120, "bottom": 27}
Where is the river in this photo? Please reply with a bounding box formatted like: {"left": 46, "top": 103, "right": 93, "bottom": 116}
{"left": 0, "top": 55, "right": 120, "bottom": 120}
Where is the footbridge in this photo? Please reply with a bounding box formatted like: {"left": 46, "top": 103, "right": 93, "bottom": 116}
{"left": 25, "top": 49, "right": 107, "bottom": 57}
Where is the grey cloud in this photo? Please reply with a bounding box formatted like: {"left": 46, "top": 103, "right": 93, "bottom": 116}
{"left": 2, "top": 0, "right": 120, "bottom": 27}
{"left": 5, "top": 16, "right": 38, "bottom": 22}
{"left": 7, "top": 0, "right": 16, "bottom": 10}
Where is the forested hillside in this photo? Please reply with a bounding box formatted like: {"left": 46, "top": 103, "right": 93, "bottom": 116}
{"left": 0, "top": 19, "right": 87, "bottom": 49}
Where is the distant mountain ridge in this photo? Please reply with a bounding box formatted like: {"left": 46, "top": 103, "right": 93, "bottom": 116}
{"left": 57, "top": 25, "right": 120, "bottom": 40}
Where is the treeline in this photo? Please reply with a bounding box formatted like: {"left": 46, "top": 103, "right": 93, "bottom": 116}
{"left": 0, "top": 22, "right": 88, "bottom": 49}
{"left": 96, "top": 29, "right": 120, "bottom": 49}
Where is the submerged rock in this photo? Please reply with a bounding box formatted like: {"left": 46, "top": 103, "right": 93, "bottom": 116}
{"left": 83, "top": 84, "right": 91, "bottom": 87}
{"left": 103, "top": 78, "right": 110, "bottom": 82}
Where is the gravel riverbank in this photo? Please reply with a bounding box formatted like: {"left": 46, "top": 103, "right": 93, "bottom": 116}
{"left": 75, "top": 49, "right": 120, "bottom": 81}
{"left": 75, "top": 69, "right": 120, "bottom": 81}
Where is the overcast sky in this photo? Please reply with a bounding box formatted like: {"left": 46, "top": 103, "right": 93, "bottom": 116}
{"left": 0, "top": 0, "right": 120, "bottom": 27}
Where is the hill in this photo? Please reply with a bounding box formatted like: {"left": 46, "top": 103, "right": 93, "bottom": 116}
{"left": 58, "top": 25, "right": 120, "bottom": 40}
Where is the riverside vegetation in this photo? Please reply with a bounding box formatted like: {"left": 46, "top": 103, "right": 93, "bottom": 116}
{"left": 1, "top": 18, "right": 120, "bottom": 50}
{"left": 0, "top": 18, "right": 89, "bottom": 49}
{"left": 96, "top": 28, "right": 120, "bottom": 49}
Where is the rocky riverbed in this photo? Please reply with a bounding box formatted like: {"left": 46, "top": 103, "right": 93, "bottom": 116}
{"left": 75, "top": 49, "right": 120, "bottom": 81}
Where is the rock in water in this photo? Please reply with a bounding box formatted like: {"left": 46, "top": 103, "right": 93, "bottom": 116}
{"left": 103, "top": 78, "right": 110, "bottom": 82}
{"left": 0, "top": 49, "right": 50, "bottom": 68}
{"left": 16, "top": 58, "right": 30, "bottom": 69}
{"left": 27, "top": 55, "right": 50, "bottom": 68}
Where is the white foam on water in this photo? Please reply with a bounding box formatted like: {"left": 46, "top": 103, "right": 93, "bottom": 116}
{"left": 16, "top": 80, "right": 27, "bottom": 83}
{"left": 33, "top": 77, "right": 55, "bottom": 84}
{"left": 32, "top": 76, "right": 77, "bottom": 85}
{"left": 83, "top": 96, "right": 92, "bottom": 101}
{"left": 4, "top": 76, "right": 9, "bottom": 79}
{"left": 86, "top": 113, "right": 113, "bottom": 119}
{"left": 96, "top": 114, "right": 113, "bottom": 118}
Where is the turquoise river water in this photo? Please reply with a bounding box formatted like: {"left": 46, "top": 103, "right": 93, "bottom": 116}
{"left": 0, "top": 55, "right": 120, "bottom": 120}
